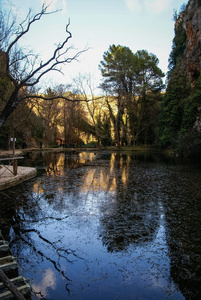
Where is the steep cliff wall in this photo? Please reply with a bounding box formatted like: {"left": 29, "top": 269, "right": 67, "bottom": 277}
{"left": 159, "top": 0, "right": 201, "bottom": 155}
{"left": 179, "top": 0, "right": 201, "bottom": 82}
{"left": 175, "top": 0, "right": 201, "bottom": 130}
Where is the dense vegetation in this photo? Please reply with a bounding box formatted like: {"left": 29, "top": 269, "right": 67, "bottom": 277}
{"left": 0, "top": 41, "right": 165, "bottom": 149}
{"left": 0, "top": 1, "right": 201, "bottom": 158}
{"left": 159, "top": 2, "right": 201, "bottom": 157}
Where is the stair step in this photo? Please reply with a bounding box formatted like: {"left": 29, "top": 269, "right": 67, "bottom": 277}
{"left": 0, "top": 231, "right": 31, "bottom": 299}
{"left": 0, "top": 276, "right": 31, "bottom": 299}
{"left": 0, "top": 243, "right": 9, "bottom": 257}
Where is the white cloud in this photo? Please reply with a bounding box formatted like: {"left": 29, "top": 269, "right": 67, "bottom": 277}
{"left": 125, "top": 0, "right": 174, "bottom": 13}
{"left": 125, "top": 0, "right": 142, "bottom": 12}
{"left": 144, "top": 0, "right": 173, "bottom": 13}
{"left": 62, "top": 0, "right": 68, "bottom": 15}
{"left": 32, "top": 268, "right": 56, "bottom": 297}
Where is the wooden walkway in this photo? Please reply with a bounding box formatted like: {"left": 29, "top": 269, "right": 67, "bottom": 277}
{"left": 0, "top": 231, "right": 31, "bottom": 299}
{"left": 0, "top": 165, "right": 37, "bottom": 191}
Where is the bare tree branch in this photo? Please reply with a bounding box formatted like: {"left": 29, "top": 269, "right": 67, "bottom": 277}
{"left": 24, "top": 94, "right": 104, "bottom": 103}
{"left": 0, "top": 5, "right": 89, "bottom": 127}
{"left": 7, "top": 4, "right": 54, "bottom": 59}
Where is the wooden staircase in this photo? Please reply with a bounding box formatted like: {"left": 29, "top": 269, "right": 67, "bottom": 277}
{"left": 0, "top": 231, "right": 31, "bottom": 299}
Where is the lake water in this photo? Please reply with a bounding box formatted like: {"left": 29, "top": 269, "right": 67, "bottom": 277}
{"left": 0, "top": 151, "right": 201, "bottom": 299}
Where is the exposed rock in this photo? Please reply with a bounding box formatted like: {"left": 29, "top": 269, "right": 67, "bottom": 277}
{"left": 179, "top": 0, "right": 201, "bottom": 82}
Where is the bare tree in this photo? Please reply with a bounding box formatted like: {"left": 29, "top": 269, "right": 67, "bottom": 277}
{"left": 0, "top": 4, "right": 86, "bottom": 128}
{"left": 73, "top": 74, "right": 104, "bottom": 145}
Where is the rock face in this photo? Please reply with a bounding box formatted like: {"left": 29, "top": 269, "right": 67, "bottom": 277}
{"left": 180, "top": 0, "right": 201, "bottom": 82}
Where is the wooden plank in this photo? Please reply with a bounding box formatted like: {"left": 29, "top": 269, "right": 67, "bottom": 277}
{"left": 0, "top": 285, "right": 30, "bottom": 299}
{"left": 0, "top": 276, "right": 25, "bottom": 288}
{"left": 0, "top": 269, "right": 26, "bottom": 300}
{"left": 0, "top": 276, "right": 30, "bottom": 299}
{"left": 0, "top": 232, "right": 31, "bottom": 299}
{"left": 0, "top": 261, "right": 18, "bottom": 272}
{"left": 0, "top": 257, "right": 16, "bottom": 265}
{"left": 0, "top": 244, "right": 9, "bottom": 257}
{"left": 0, "top": 157, "right": 24, "bottom": 161}
{"left": 0, "top": 157, "right": 24, "bottom": 176}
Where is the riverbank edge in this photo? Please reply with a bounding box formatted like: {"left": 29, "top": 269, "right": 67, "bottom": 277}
{"left": 0, "top": 166, "right": 37, "bottom": 191}
{"left": 9, "top": 145, "right": 166, "bottom": 154}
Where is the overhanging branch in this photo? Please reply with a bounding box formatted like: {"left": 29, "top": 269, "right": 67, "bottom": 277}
{"left": 24, "top": 94, "right": 104, "bottom": 103}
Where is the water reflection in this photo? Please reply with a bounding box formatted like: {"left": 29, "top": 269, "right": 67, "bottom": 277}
{"left": 31, "top": 268, "right": 57, "bottom": 298}
{"left": 161, "top": 166, "right": 201, "bottom": 299}
{"left": 0, "top": 151, "right": 200, "bottom": 299}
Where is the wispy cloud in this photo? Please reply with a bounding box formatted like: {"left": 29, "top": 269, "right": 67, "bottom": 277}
{"left": 144, "top": 0, "right": 173, "bottom": 13}
{"left": 125, "top": 0, "right": 142, "bottom": 12}
{"left": 125, "top": 0, "right": 174, "bottom": 13}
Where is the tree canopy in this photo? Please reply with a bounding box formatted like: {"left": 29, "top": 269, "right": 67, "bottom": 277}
{"left": 99, "top": 45, "right": 164, "bottom": 147}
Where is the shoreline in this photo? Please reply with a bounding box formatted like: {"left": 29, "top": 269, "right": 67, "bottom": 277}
{"left": 0, "top": 166, "right": 37, "bottom": 191}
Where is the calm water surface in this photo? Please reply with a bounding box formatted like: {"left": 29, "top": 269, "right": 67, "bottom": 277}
{"left": 0, "top": 151, "right": 201, "bottom": 299}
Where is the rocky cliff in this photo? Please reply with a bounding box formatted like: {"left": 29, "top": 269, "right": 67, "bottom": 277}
{"left": 159, "top": 0, "right": 201, "bottom": 155}
{"left": 178, "top": 0, "right": 201, "bottom": 83}
{"left": 176, "top": 0, "right": 201, "bottom": 133}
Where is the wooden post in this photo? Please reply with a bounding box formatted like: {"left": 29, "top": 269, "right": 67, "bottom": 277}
{"left": 13, "top": 136, "right": 15, "bottom": 157}
{"left": 12, "top": 136, "right": 17, "bottom": 175}
{"left": 0, "top": 268, "right": 26, "bottom": 300}
{"left": 13, "top": 159, "right": 18, "bottom": 175}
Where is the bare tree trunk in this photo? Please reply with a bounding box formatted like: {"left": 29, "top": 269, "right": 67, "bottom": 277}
{"left": 115, "top": 113, "right": 121, "bottom": 149}
{"left": 0, "top": 89, "right": 20, "bottom": 127}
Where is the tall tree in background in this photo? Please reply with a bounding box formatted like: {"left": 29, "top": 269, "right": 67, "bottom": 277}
{"left": 73, "top": 74, "right": 103, "bottom": 145}
{"left": 131, "top": 50, "right": 164, "bottom": 145}
{"left": 100, "top": 45, "right": 137, "bottom": 147}
{"left": 100, "top": 45, "right": 164, "bottom": 147}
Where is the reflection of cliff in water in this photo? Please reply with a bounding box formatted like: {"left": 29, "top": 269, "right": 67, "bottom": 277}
{"left": 162, "top": 165, "right": 201, "bottom": 299}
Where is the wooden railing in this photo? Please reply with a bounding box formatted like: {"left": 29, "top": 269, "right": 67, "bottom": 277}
{"left": 0, "top": 157, "right": 24, "bottom": 177}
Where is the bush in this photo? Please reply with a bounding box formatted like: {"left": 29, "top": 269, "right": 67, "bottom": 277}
{"left": 177, "top": 129, "right": 201, "bottom": 158}
{"left": 82, "top": 141, "right": 99, "bottom": 148}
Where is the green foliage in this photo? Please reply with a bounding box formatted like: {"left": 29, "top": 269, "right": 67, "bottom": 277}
{"left": 0, "top": 123, "right": 9, "bottom": 149}
{"left": 100, "top": 44, "right": 137, "bottom": 95}
{"left": 79, "top": 119, "right": 96, "bottom": 136}
{"left": 135, "top": 50, "right": 165, "bottom": 93}
{"left": 159, "top": 71, "right": 191, "bottom": 148}
{"left": 30, "top": 111, "right": 44, "bottom": 141}
{"left": 177, "top": 129, "right": 201, "bottom": 158}
{"left": 158, "top": 2, "right": 201, "bottom": 155}
{"left": 100, "top": 44, "right": 164, "bottom": 147}
{"left": 98, "top": 115, "right": 113, "bottom": 146}
{"left": 82, "top": 141, "right": 99, "bottom": 148}
{"left": 181, "top": 93, "right": 201, "bottom": 132}
{"left": 159, "top": 61, "right": 201, "bottom": 154}
{"left": 168, "top": 21, "right": 187, "bottom": 73}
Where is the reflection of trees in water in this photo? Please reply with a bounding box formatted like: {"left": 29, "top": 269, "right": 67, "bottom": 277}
{"left": 0, "top": 180, "right": 81, "bottom": 298}
{"left": 29, "top": 152, "right": 161, "bottom": 253}
{"left": 0, "top": 151, "right": 101, "bottom": 298}
{"left": 162, "top": 166, "right": 201, "bottom": 299}
{"left": 0, "top": 151, "right": 161, "bottom": 256}
{"left": 2, "top": 152, "right": 201, "bottom": 298}
{"left": 97, "top": 153, "right": 161, "bottom": 252}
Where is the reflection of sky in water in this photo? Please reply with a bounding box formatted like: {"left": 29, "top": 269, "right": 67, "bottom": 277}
{"left": 3, "top": 152, "right": 201, "bottom": 299}
{"left": 32, "top": 268, "right": 57, "bottom": 297}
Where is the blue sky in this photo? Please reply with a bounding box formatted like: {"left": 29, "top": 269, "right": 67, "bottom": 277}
{"left": 9, "top": 0, "right": 188, "bottom": 90}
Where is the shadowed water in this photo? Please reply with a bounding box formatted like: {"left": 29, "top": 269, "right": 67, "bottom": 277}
{"left": 0, "top": 151, "right": 201, "bottom": 299}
